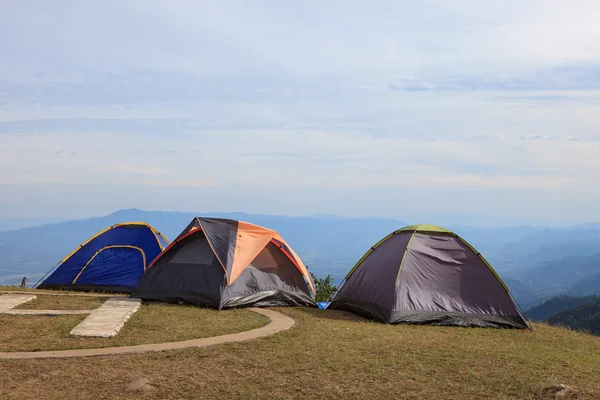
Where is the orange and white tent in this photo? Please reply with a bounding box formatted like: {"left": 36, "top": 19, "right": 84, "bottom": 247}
{"left": 132, "top": 217, "right": 316, "bottom": 309}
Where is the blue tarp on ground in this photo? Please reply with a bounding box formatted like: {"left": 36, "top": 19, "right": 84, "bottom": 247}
{"left": 38, "top": 223, "right": 169, "bottom": 292}
{"left": 317, "top": 302, "right": 331, "bottom": 309}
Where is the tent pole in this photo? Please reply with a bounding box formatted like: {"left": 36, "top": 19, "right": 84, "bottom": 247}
{"left": 32, "top": 261, "right": 61, "bottom": 288}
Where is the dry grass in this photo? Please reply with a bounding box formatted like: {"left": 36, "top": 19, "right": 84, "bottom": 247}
{"left": 0, "top": 302, "right": 268, "bottom": 352}
{"left": 14, "top": 295, "right": 105, "bottom": 310}
{"left": 0, "top": 315, "right": 85, "bottom": 352}
{"left": 1, "top": 307, "right": 599, "bottom": 399}
{"left": 0, "top": 285, "right": 124, "bottom": 297}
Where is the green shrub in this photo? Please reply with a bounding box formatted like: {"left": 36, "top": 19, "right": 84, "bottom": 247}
{"left": 309, "top": 272, "right": 338, "bottom": 303}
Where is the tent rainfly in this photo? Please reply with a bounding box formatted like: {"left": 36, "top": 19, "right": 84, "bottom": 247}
{"left": 36, "top": 222, "right": 169, "bottom": 293}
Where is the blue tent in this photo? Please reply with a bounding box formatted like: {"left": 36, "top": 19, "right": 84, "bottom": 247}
{"left": 36, "top": 222, "right": 169, "bottom": 293}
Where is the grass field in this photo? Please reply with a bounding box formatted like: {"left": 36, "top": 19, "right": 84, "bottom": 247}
{"left": 1, "top": 305, "right": 599, "bottom": 399}
{"left": 0, "top": 302, "right": 268, "bottom": 352}
{"left": 14, "top": 295, "right": 105, "bottom": 310}
{"left": 0, "top": 286, "right": 123, "bottom": 296}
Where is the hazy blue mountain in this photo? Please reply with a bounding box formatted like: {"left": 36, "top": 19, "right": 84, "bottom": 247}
{"left": 0, "top": 217, "right": 66, "bottom": 232}
{"left": 0, "top": 209, "right": 407, "bottom": 285}
{"left": 525, "top": 295, "right": 600, "bottom": 321}
{"left": 488, "top": 228, "right": 600, "bottom": 272}
{"left": 457, "top": 224, "right": 600, "bottom": 308}
{"left": 508, "top": 253, "right": 600, "bottom": 301}
{"left": 547, "top": 298, "right": 600, "bottom": 336}
{"left": 448, "top": 225, "right": 545, "bottom": 264}
{"left": 1, "top": 208, "right": 599, "bottom": 304}
{"left": 567, "top": 272, "right": 600, "bottom": 296}
{"left": 502, "top": 277, "right": 541, "bottom": 311}
{"left": 0, "top": 209, "right": 542, "bottom": 288}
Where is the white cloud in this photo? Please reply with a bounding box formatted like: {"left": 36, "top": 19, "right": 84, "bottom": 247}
{"left": 1, "top": 1, "right": 600, "bottom": 223}
{"left": 2, "top": 130, "right": 598, "bottom": 195}
{"left": 2, "top": 0, "right": 600, "bottom": 79}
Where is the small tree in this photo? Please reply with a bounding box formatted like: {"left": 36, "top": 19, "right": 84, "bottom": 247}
{"left": 309, "top": 272, "right": 338, "bottom": 303}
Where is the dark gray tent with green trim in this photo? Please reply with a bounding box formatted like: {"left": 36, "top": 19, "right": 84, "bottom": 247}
{"left": 328, "top": 224, "right": 529, "bottom": 329}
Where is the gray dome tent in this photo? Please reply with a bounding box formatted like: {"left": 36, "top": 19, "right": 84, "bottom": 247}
{"left": 328, "top": 224, "right": 529, "bottom": 329}
{"left": 131, "top": 217, "right": 316, "bottom": 309}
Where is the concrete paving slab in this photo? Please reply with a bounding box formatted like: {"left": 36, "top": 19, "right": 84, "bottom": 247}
{"left": 69, "top": 297, "right": 141, "bottom": 338}
{"left": 0, "top": 294, "right": 37, "bottom": 310}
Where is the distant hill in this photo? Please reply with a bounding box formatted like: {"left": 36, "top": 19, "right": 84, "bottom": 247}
{"left": 525, "top": 295, "right": 600, "bottom": 321}
{"left": 0, "top": 208, "right": 533, "bottom": 286}
{"left": 567, "top": 272, "right": 600, "bottom": 296}
{"left": 0, "top": 217, "right": 66, "bottom": 232}
{"left": 502, "top": 278, "right": 540, "bottom": 311}
{"left": 508, "top": 253, "right": 600, "bottom": 300}
{"left": 0, "top": 208, "right": 407, "bottom": 285}
{"left": 1, "top": 208, "right": 600, "bottom": 305}
{"left": 488, "top": 228, "right": 600, "bottom": 273}
{"left": 440, "top": 225, "right": 599, "bottom": 310}
{"left": 448, "top": 225, "right": 544, "bottom": 261}
{"left": 547, "top": 298, "right": 600, "bottom": 335}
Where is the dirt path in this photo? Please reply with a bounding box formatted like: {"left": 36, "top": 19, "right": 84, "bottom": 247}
{"left": 0, "top": 307, "right": 294, "bottom": 359}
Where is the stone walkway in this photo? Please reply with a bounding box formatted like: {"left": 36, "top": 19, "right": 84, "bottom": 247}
{"left": 70, "top": 298, "right": 141, "bottom": 338}
{"left": 0, "top": 294, "right": 94, "bottom": 316}
{"left": 0, "top": 294, "right": 137, "bottom": 335}
{"left": 0, "top": 294, "right": 37, "bottom": 310}
{"left": 0, "top": 308, "right": 294, "bottom": 359}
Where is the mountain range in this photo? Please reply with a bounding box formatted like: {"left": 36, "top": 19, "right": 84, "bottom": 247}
{"left": 547, "top": 298, "right": 600, "bottom": 335}
{"left": 1, "top": 208, "right": 599, "bottom": 311}
{"left": 525, "top": 295, "right": 600, "bottom": 321}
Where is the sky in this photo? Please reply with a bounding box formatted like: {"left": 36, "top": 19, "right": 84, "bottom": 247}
{"left": 1, "top": 0, "right": 600, "bottom": 226}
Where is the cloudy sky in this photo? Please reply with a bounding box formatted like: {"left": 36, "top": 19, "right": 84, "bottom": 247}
{"left": 1, "top": 0, "right": 600, "bottom": 225}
